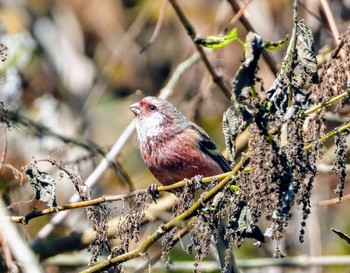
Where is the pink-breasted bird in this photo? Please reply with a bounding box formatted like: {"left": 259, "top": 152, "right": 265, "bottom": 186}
{"left": 130, "top": 96, "right": 231, "bottom": 184}
{"left": 130, "top": 96, "right": 238, "bottom": 273}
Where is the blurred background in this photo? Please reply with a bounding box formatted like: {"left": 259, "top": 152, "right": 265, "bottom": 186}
{"left": 0, "top": 0, "right": 350, "bottom": 272}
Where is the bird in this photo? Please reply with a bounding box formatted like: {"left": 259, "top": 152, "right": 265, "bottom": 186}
{"left": 130, "top": 96, "right": 238, "bottom": 273}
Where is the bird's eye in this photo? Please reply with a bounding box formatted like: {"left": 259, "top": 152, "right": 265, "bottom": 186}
{"left": 148, "top": 104, "right": 157, "bottom": 111}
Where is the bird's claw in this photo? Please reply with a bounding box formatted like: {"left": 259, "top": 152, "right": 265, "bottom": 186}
{"left": 192, "top": 175, "right": 204, "bottom": 190}
{"left": 147, "top": 183, "right": 160, "bottom": 203}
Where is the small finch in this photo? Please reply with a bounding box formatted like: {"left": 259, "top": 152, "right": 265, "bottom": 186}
{"left": 130, "top": 96, "right": 238, "bottom": 273}
{"left": 130, "top": 96, "right": 231, "bottom": 185}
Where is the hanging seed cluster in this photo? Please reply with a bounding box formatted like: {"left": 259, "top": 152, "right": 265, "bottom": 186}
{"left": 222, "top": 25, "right": 350, "bottom": 250}
{"left": 161, "top": 180, "right": 196, "bottom": 269}
{"left": 113, "top": 193, "right": 150, "bottom": 256}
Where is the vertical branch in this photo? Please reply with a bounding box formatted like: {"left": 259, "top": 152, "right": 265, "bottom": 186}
{"left": 287, "top": 0, "right": 299, "bottom": 107}
{"left": 280, "top": 0, "right": 298, "bottom": 79}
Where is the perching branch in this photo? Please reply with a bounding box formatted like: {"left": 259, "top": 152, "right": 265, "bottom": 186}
{"left": 10, "top": 172, "right": 230, "bottom": 224}
{"left": 80, "top": 160, "right": 245, "bottom": 273}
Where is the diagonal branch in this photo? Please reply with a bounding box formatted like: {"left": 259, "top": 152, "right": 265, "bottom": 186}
{"left": 0, "top": 105, "right": 133, "bottom": 190}
{"left": 303, "top": 121, "right": 350, "bottom": 151}
{"left": 168, "top": 0, "right": 232, "bottom": 100}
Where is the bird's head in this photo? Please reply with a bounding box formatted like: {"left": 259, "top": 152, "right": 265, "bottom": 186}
{"left": 130, "top": 96, "right": 188, "bottom": 139}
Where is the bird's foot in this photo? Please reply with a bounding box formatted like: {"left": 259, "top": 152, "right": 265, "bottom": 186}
{"left": 147, "top": 183, "right": 160, "bottom": 204}
{"left": 191, "top": 175, "right": 204, "bottom": 190}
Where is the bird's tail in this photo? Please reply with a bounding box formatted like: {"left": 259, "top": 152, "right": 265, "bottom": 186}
{"left": 217, "top": 221, "right": 239, "bottom": 273}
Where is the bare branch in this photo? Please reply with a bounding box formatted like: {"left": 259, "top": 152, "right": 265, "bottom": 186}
{"left": 10, "top": 172, "right": 230, "bottom": 224}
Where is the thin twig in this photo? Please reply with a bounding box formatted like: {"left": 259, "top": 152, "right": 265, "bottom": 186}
{"left": 0, "top": 198, "right": 44, "bottom": 273}
{"left": 30, "top": 195, "right": 176, "bottom": 260}
{"left": 237, "top": 255, "right": 350, "bottom": 267}
{"left": 268, "top": 90, "right": 350, "bottom": 136}
{"left": 225, "top": 0, "right": 253, "bottom": 33}
{"left": 304, "top": 92, "right": 349, "bottom": 116}
{"left": 134, "top": 226, "right": 189, "bottom": 273}
{"left": 0, "top": 106, "right": 132, "bottom": 189}
{"left": 320, "top": 0, "right": 340, "bottom": 42}
{"left": 42, "top": 255, "right": 350, "bottom": 269}
{"left": 331, "top": 228, "right": 350, "bottom": 244}
{"left": 316, "top": 194, "right": 350, "bottom": 206}
{"left": 303, "top": 121, "right": 350, "bottom": 151}
{"left": 318, "top": 36, "right": 344, "bottom": 79}
{"left": 140, "top": 0, "right": 168, "bottom": 53}
{"left": 317, "top": 163, "right": 350, "bottom": 173}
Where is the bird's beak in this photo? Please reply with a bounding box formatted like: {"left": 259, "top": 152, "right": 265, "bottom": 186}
{"left": 129, "top": 102, "right": 141, "bottom": 116}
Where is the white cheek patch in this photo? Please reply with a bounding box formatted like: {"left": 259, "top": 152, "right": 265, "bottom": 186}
{"left": 137, "top": 112, "right": 163, "bottom": 140}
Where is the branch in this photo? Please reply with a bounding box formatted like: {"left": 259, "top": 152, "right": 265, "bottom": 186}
{"left": 320, "top": 0, "right": 340, "bottom": 42}
{"left": 303, "top": 121, "right": 350, "bottom": 151}
{"left": 303, "top": 92, "right": 349, "bottom": 116}
{"left": 0, "top": 127, "right": 7, "bottom": 175}
{"left": 41, "top": 255, "right": 350, "bottom": 269}
{"left": 0, "top": 105, "right": 133, "bottom": 190}
{"left": 31, "top": 195, "right": 176, "bottom": 260}
{"left": 10, "top": 172, "right": 230, "bottom": 224}
{"left": 237, "top": 255, "right": 350, "bottom": 267}
{"left": 331, "top": 228, "right": 350, "bottom": 244}
{"left": 268, "top": 90, "right": 350, "bottom": 137}
{"left": 80, "top": 160, "right": 245, "bottom": 273}
{"left": 316, "top": 194, "right": 350, "bottom": 206}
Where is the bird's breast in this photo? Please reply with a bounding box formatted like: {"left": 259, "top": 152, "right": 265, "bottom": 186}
{"left": 139, "top": 133, "right": 222, "bottom": 186}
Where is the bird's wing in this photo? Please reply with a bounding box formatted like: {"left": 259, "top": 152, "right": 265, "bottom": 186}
{"left": 188, "top": 122, "right": 231, "bottom": 172}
